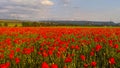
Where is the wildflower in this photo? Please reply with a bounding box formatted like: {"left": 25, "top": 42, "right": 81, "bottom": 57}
{"left": 117, "top": 50, "right": 120, "bottom": 53}
{"left": 113, "top": 44, "right": 119, "bottom": 49}
{"left": 22, "top": 48, "right": 32, "bottom": 55}
{"left": 75, "top": 45, "right": 80, "bottom": 50}
{"left": 0, "top": 62, "right": 10, "bottom": 68}
{"left": 109, "top": 57, "right": 116, "bottom": 65}
{"left": 48, "top": 50, "right": 53, "bottom": 56}
{"left": 15, "top": 57, "right": 20, "bottom": 64}
{"left": 38, "top": 52, "right": 41, "bottom": 55}
{"left": 0, "top": 49, "right": 4, "bottom": 53}
{"left": 70, "top": 45, "right": 75, "bottom": 50}
{"left": 90, "top": 51, "right": 94, "bottom": 56}
{"left": 80, "top": 55, "right": 86, "bottom": 61}
{"left": 42, "top": 51, "right": 48, "bottom": 57}
{"left": 56, "top": 51, "right": 61, "bottom": 58}
{"left": 84, "top": 63, "right": 88, "bottom": 68}
{"left": 50, "top": 64, "right": 58, "bottom": 68}
{"left": 9, "top": 53, "right": 14, "bottom": 59}
{"left": 91, "top": 61, "right": 97, "bottom": 67}
{"left": 95, "top": 44, "right": 102, "bottom": 52}
{"left": 64, "top": 57, "right": 72, "bottom": 63}
{"left": 0, "top": 54, "right": 4, "bottom": 59}
{"left": 109, "top": 40, "right": 113, "bottom": 46}
{"left": 63, "top": 66, "right": 67, "bottom": 68}
{"left": 16, "top": 48, "right": 21, "bottom": 52}
{"left": 41, "top": 62, "right": 49, "bottom": 68}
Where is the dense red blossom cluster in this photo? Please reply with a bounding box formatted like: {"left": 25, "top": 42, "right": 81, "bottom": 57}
{"left": 0, "top": 27, "right": 120, "bottom": 68}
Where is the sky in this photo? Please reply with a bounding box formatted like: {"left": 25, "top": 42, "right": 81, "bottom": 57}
{"left": 0, "top": 0, "right": 120, "bottom": 23}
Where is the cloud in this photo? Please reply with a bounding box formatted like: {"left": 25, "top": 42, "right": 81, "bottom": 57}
{"left": 41, "top": 0, "right": 54, "bottom": 6}
{"left": 1, "top": 0, "right": 119, "bottom": 23}
{"left": 10, "top": 0, "right": 54, "bottom": 6}
{"left": 10, "top": 13, "right": 30, "bottom": 20}
{"left": 10, "top": 0, "right": 40, "bottom": 7}
{"left": 61, "top": 0, "right": 70, "bottom": 6}
{"left": 0, "top": 0, "right": 55, "bottom": 20}
{"left": 0, "top": 9, "right": 9, "bottom": 13}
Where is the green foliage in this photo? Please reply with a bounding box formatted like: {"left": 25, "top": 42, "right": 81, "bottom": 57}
{"left": 14, "top": 24, "right": 18, "bottom": 27}
{"left": 4, "top": 23, "right": 8, "bottom": 27}
{"left": 0, "top": 23, "right": 2, "bottom": 27}
{"left": 0, "top": 19, "right": 120, "bottom": 27}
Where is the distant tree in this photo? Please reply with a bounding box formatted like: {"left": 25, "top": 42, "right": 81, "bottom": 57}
{"left": 32, "top": 22, "right": 38, "bottom": 27}
{"left": 0, "top": 23, "right": 2, "bottom": 27}
{"left": 22, "top": 22, "right": 31, "bottom": 27}
{"left": 4, "top": 23, "right": 8, "bottom": 27}
{"left": 14, "top": 24, "right": 18, "bottom": 27}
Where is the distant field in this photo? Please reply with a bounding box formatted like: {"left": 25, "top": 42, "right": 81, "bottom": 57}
{"left": 0, "top": 20, "right": 22, "bottom": 27}
{"left": 0, "top": 19, "right": 120, "bottom": 27}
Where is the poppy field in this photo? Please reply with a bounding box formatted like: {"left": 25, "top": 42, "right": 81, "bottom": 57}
{"left": 0, "top": 27, "right": 120, "bottom": 68}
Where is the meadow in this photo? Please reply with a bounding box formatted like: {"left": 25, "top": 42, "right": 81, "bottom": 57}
{"left": 0, "top": 27, "right": 120, "bottom": 68}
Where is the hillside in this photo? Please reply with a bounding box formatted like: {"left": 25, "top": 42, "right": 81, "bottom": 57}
{"left": 0, "top": 19, "right": 120, "bottom": 26}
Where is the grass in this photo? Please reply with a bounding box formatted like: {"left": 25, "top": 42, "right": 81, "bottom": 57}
{"left": 0, "top": 19, "right": 22, "bottom": 27}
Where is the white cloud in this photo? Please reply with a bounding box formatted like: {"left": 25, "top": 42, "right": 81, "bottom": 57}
{"left": 10, "top": 13, "right": 29, "bottom": 19}
{"left": 40, "top": 0, "right": 54, "bottom": 6}
{"left": 10, "top": 0, "right": 40, "bottom": 6}
{"left": 10, "top": 0, "right": 54, "bottom": 6}
{"left": 0, "top": 0, "right": 55, "bottom": 20}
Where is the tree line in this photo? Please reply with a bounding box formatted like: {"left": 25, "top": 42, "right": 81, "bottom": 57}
{"left": 21, "top": 21, "right": 78, "bottom": 27}
{"left": 0, "top": 21, "right": 120, "bottom": 27}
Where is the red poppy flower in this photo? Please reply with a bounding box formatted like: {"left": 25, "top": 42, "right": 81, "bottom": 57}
{"left": 42, "top": 51, "right": 48, "bottom": 57}
{"left": 56, "top": 51, "right": 61, "bottom": 58}
{"left": 80, "top": 55, "right": 86, "bottom": 61}
{"left": 70, "top": 45, "right": 75, "bottom": 50}
{"left": 64, "top": 57, "right": 72, "bottom": 63}
{"left": 113, "top": 44, "right": 119, "bottom": 49}
{"left": 50, "top": 64, "right": 58, "bottom": 68}
{"left": 108, "top": 57, "right": 116, "bottom": 65}
{"left": 41, "top": 62, "right": 49, "bottom": 68}
{"left": 117, "top": 50, "right": 120, "bottom": 53}
{"left": 15, "top": 57, "right": 20, "bottom": 64}
{"left": 91, "top": 61, "right": 97, "bottom": 67}
{"left": 48, "top": 50, "right": 53, "bottom": 56}
{"left": 84, "top": 63, "right": 88, "bottom": 68}
{"left": 9, "top": 53, "right": 14, "bottom": 59}
{"left": 90, "top": 51, "right": 94, "bottom": 56}
{"left": 16, "top": 48, "right": 21, "bottom": 52}
{"left": 0, "top": 54, "right": 4, "bottom": 59}
{"left": 0, "top": 62, "right": 10, "bottom": 68}
{"left": 75, "top": 45, "right": 80, "bottom": 50}
{"left": 22, "top": 48, "right": 32, "bottom": 55}
{"left": 95, "top": 44, "right": 102, "bottom": 52}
